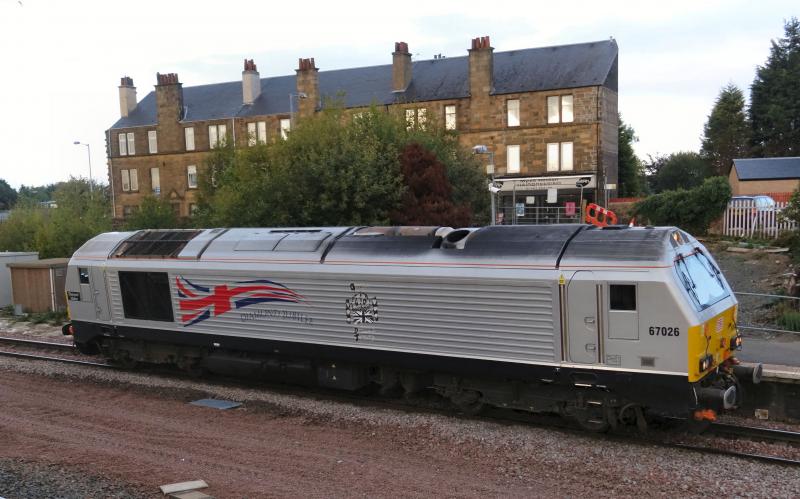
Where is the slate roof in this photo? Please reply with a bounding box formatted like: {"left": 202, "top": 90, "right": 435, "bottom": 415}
{"left": 732, "top": 157, "right": 800, "bottom": 181}
{"left": 111, "top": 39, "right": 618, "bottom": 130}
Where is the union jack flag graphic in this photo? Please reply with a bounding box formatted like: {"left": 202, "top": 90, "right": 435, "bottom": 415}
{"left": 176, "top": 276, "right": 305, "bottom": 326}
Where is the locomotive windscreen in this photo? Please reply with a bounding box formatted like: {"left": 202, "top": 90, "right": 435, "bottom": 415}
{"left": 113, "top": 230, "right": 202, "bottom": 258}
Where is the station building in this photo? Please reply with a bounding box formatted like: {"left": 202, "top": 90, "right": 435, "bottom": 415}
{"left": 106, "top": 36, "right": 619, "bottom": 223}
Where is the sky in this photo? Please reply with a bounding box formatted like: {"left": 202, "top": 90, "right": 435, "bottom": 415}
{"left": 0, "top": 0, "right": 795, "bottom": 189}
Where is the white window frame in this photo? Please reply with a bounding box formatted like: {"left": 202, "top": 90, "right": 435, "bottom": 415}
{"left": 184, "top": 127, "right": 195, "bottom": 151}
{"left": 417, "top": 108, "right": 427, "bottom": 129}
{"left": 129, "top": 168, "right": 138, "bottom": 191}
{"left": 547, "top": 142, "right": 574, "bottom": 171}
{"left": 208, "top": 124, "right": 227, "bottom": 148}
{"left": 118, "top": 133, "right": 128, "bottom": 156}
{"left": 126, "top": 132, "right": 135, "bottom": 155}
{"left": 506, "top": 145, "right": 520, "bottom": 174}
{"left": 507, "top": 99, "right": 520, "bottom": 127}
{"left": 247, "top": 122, "right": 257, "bottom": 146}
{"left": 445, "top": 105, "right": 456, "bottom": 130}
{"left": 548, "top": 95, "right": 574, "bottom": 124}
{"left": 150, "top": 167, "right": 160, "bottom": 194}
{"left": 147, "top": 130, "right": 157, "bottom": 154}
{"left": 546, "top": 143, "right": 560, "bottom": 172}
{"left": 187, "top": 165, "right": 198, "bottom": 189}
{"left": 279, "top": 119, "right": 291, "bottom": 140}
{"left": 257, "top": 121, "right": 267, "bottom": 143}
{"left": 405, "top": 109, "right": 415, "bottom": 130}
{"left": 121, "top": 169, "right": 130, "bottom": 192}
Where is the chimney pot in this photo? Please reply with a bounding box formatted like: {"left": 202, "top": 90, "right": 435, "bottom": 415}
{"left": 242, "top": 59, "right": 261, "bottom": 105}
{"left": 118, "top": 75, "right": 137, "bottom": 118}
{"left": 392, "top": 41, "right": 412, "bottom": 92}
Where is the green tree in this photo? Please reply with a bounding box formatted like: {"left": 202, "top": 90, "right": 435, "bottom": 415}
{"left": 0, "top": 178, "right": 111, "bottom": 258}
{"left": 123, "top": 195, "right": 179, "bottom": 230}
{"left": 749, "top": 17, "right": 800, "bottom": 157}
{"left": 16, "top": 183, "right": 58, "bottom": 204}
{"left": 633, "top": 176, "right": 731, "bottom": 235}
{"left": 197, "top": 105, "right": 488, "bottom": 227}
{"left": 617, "top": 114, "right": 645, "bottom": 197}
{"left": 701, "top": 84, "right": 751, "bottom": 175}
{"left": 0, "top": 179, "right": 16, "bottom": 209}
{"left": 652, "top": 151, "right": 713, "bottom": 193}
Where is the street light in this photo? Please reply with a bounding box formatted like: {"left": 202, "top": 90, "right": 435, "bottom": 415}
{"left": 288, "top": 92, "right": 308, "bottom": 129}
{"left": 473, "top": 145, "right": 497, "bottom": 225}
{"left": 73, "top": 141, "right": 93, "bottom": 193}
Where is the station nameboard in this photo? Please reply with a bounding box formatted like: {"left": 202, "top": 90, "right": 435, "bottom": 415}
{"left": 495, "top": 174, "right": 596, "bottom": 192}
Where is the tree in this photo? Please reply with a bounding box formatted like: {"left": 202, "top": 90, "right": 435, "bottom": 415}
{"left": 749, "top": 17, "right": 800, "bottom": 157}
{"left": 0, "top": 179, "right": 16, "bottom": 210}
{"left": 390, "top": 142, "right": 472, "bottom": 226}
{"left": 617, "top": 114, "right": 645, "bottom": 197}
{"left": 651, "top": 152, "right": 713, "bottom": 193}
{"left": 16, "top": 183, "right": 58, "bottom": 204}
{"left": 701, "top": 84, "right": 751, "bottom": 175}
{"left": 123, "top": 196, "right": 179, "bottom": 230}
{"left": 633, "top": 176, "right": 731, "bottom": 235}
{"left": 196, "top": 105, "right": 488, "bottom": 228}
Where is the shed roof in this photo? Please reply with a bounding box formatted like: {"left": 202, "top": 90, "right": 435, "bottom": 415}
{"left": 7, "top": 258, "right": 69, "bottom": 269}
{"left": 111, "top": 39, "right": 618, "bottom": 129}
{"left": 732, "top": 157, "right": 800, "bottom": 181}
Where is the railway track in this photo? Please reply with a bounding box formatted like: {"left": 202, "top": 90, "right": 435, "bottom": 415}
{"left": 0, "top": 339, "right": 798, "bottom": 466}
{"left": 0, "top": 336, "right": 113, "bottom": 368}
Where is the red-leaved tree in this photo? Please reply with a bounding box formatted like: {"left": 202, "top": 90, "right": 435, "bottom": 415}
{"left": 390, "top": 142, "right": 472, "bottom": 227}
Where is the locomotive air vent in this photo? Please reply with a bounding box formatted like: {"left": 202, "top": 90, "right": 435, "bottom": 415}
{"left": 112, "top": 230, "right": 202, "bottom": 258}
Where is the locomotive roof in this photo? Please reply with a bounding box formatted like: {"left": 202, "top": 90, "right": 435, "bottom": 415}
{"left": 73, "top": 225, "right": 682, "bottom": 268}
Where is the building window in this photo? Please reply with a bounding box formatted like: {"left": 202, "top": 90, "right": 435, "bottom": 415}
{"left": 189, "top": 203, "right": 198, "bottom": 216}
{"left": 126, "top": 132, "right": 135, "bottom": 155}
{"left": 185, "top": 127, "right": 195, "bottom": 151}
{"left": 120, "top": 168, "right": 138, "bottom": 192}
{"left": 150, "top": 168, "right": 160, "bottom": 194}
{"left": 247, "top": 123, "right": 257, "bottom": 146}
{"left": 444, "top": 105, "right": 457, "bottom": 130}
{"left": 280, "top": 119, "right": 291, "bottom": 140}
{"left": 548, "top": 95, "right": 574, "bottom": 124}
{"left": 506, "top": 145, "right": 520, "bottom": 174}
{"left": 187, "top": 165, "right": 198, "bottom": 189}
{"left": 122, "top": 205, "right": 137, "bottom": 217}
{"left": 208, "top": 124, "right": 227, "bottom": 148}
{"left": 547, "top": 142, "right": 574, "bottom": 171}
{"left": 247, "top": 121, "right": 267, "bottom": 146}
{"left": 118, "top": 133, "right": 127, "bottom": 156}
{"left": 507, "top": 99, "right": 520, "bottom": 127}
{"left": 257, "top": 121, "right": 267, "bottom": 143}
{"left": 148, "top": 130, "right": 158, "bottom": 154}
{"left": 405, "top": 108, "right": 427, "bottom": 130}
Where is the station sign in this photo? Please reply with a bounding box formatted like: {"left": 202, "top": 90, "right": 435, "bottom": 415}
{"left": 495, "top": 174, "right": 596, "bottom": 192}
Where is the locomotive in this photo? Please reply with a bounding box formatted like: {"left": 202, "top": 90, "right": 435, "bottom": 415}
{"left": 64, "top": 224, "right": 760, "bottom": 430}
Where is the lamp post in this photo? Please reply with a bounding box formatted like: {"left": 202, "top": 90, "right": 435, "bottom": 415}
{"left": 73, "top": 141, "right": 93, "bottom": 193}
{"left": 473, "top": 145, "right": 497, "bottom": 225}
{"left": 288, "top": 92, "right": 308, "bottom": 129}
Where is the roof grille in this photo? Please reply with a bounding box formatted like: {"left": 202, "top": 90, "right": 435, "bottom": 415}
{"left": 113, "top": 230, "right": 202, "bottom": 258}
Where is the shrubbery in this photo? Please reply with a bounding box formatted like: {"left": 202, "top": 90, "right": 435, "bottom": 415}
{"left": 633, "top": 176, "right": 731, "bottom": 234}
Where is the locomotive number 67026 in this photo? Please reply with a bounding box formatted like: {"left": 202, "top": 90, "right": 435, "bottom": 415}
{"left": 649, "top": 326, "right": 680, "bottom": 337}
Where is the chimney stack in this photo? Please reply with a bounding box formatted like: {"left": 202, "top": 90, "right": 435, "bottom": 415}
{"left": 242, "top": 59, "right": 261, "bottom": 105}
{"left": 118, "top": 76, "right": 137, "bottom": 118}
{"left": 295, "top": 57, "right": 319, "bottom": 119}
{"left": 154, "top": 72, "right": 184, "bottom": 150}
{"left": 468, "top": 36, "right": 494, "bottom": 97}
{"left": 392, "top": 42, "right": 412, "bottom": 93}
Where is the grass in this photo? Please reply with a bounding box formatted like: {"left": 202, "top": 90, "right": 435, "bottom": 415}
{"left": 0, "top": 305, "right": 68, "bottom": 326}
{"left": 778, "top": 310, "right": 800, "bottom": 332}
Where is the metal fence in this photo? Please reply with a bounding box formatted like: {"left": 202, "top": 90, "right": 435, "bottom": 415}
{"left": 497, "top": 205, "right": 581, "bottom": 225}
{"left": 735, "top": 291, "right": 800, "bottom": 336}
{"left": 722, "top": 199, "right": 794, "bottom": 238}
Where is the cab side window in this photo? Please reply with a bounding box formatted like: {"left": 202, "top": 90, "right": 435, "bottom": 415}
{"left": 78, "top": 268, "right": 90, "bottom": 284}
{"left": 610, "top": 284, "right": 636, "bottom": 311}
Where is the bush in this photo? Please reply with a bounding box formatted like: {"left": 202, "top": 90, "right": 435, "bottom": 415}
{"left": 633, "top": 176, "right": 731, "bottom": 234}
{"left": 778, "top": 311, "right": 800, "bottom": 332}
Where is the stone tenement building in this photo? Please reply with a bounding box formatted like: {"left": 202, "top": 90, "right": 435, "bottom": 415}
{"left": 107, "top": 36, "right": 618, "bottom": 222}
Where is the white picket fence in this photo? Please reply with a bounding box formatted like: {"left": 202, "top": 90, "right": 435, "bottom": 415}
{"left": 722, "top": 199, "right": 794, "bottom": 238}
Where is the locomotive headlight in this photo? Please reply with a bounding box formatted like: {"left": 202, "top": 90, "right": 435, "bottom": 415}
{"left": 699, "top": 355, "right": 714, "bottom": 372}
{"left": 731, "top": 335, "right": 743, "bottom": 351}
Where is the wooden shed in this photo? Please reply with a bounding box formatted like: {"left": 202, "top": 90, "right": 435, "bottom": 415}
{"left": 0, "top": 252, "right": 39, "bottom": 307}
{"left": 8, "top": 258, "right": 69, "bottom": 313}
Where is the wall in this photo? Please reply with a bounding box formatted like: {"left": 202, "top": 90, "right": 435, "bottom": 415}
{"left": 729, "top": 170, "right": 800, "bottom": 196}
